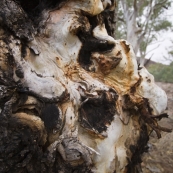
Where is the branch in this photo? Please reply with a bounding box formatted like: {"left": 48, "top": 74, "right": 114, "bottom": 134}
{"left": 146, "top": 44, "right": 160, "bottom": 56}
{"left": 137, "top": 32, "right": 146, "bottom": 46}
{"left": 118, "top": 17, "right": 125, "bottom": 23}
{"left": 120, "top": 0, "right": 129, "bottom": 20}
{"left": 144, "top": 57, "right": 152, "bottom": 66}
{"left": 135, "top": 28, "right": 142, "bottom": 34}
{"left": 137, "top": 0, "right": 145, "bottom": 11}
{"left": 141, "top": 0, "right": 154, "bottom": 39}
{"left": 163, "top": 5, "right": 168, "bottom": 9}
{"left": 138, "top": 26, "right": 153, "bottom": 58}
{"left": 149, "top": 38, "right": 166, "bottom": 45}
{"left": 133, "top": 0, "right": 137, "bottom": 11}
{"left": 153, "top": 0, "right": 168, "bottom": 10}
{"left": 120, "top": 0, "right": 127, "bottom": 11}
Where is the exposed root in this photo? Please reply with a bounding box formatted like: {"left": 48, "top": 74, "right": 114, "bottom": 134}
{"left": 137, "top": 99, "right": 172, "bottom": 138}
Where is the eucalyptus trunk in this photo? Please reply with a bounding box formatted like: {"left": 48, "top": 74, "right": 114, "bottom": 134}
{"left": 0, "top": 0, "right": 171, "bottom": 173}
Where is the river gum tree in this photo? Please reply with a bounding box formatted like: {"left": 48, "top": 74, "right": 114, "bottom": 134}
{"left": 0, "top": 0, "right": 171, "bottom": 173}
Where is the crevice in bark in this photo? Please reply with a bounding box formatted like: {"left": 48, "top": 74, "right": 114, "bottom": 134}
{"left": 41, "top": 104, "right": 62, "bottom": 133}
{"left": 101, "top": 9, "right": 116, "bottom": 37}
{"left": 77, "top": 31, "right": 114, "bottom": 70}
{"left": 126, "top": 123, "right": 149, "bottom": 173}
{"left": 76, "top": 12, "right": 115, "bottom": 70}
{"left": 79, "top": 91, "right": 117, "bottom": 134}
{"left": 15, "top": 0, "right": 69, "bottom": 20}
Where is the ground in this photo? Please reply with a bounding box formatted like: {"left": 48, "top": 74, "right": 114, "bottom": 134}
{"left": 142, "top": 82, "right": 173, "bottom": 173}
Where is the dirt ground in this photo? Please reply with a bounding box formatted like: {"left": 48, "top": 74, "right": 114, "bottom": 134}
{"left": 141, "top": 82, "right": 173, "bottom": 173}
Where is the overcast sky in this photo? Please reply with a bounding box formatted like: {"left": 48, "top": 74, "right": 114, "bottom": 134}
{"left": 146, "top": 2, "right": 173, "bottom": 65}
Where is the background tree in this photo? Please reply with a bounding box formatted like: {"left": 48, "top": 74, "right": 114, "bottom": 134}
{"left": 115, "top": 0, "right": 172, "bottom": 65}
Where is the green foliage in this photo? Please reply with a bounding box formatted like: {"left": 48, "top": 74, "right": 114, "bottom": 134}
{"left": 168, "top": 50, "right": 173, "bottom": 56}
{"left": 147, "top": 62, "right": 173, "bottom": 83}
{"left": 114, "top": 20, "right": 126, "bottom": 39}
{"left": 115, "top": 0, "right": 173, "bottom": 38}
{"left": 154, "top": 20, "right": 172, "bottom": 32}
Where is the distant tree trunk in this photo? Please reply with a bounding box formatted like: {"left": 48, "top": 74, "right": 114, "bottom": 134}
{"left": 119, "top": 0, "right": 152, "bottom": 65}
{"left": 120, "top": 0, "right": 145, "bottom": 63}
{"left": 0, "top": 0, "right": 171, "bottom": 173}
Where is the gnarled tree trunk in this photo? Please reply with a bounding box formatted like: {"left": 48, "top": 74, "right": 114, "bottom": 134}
{"left": 0, "top": 0, "right": 171, "bottom": 173}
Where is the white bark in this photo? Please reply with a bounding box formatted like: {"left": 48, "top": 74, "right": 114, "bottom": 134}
{"left": 120, "top": 0, "right": 140, "bottom": 54}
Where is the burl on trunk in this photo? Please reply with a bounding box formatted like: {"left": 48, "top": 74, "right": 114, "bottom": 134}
{"left": 0, "top": 0, "right": 171, "bottom": 173}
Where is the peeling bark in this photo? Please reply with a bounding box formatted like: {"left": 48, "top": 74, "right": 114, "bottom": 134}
{"left": 0, "top": 0, "right": 171, "bottom": 173}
